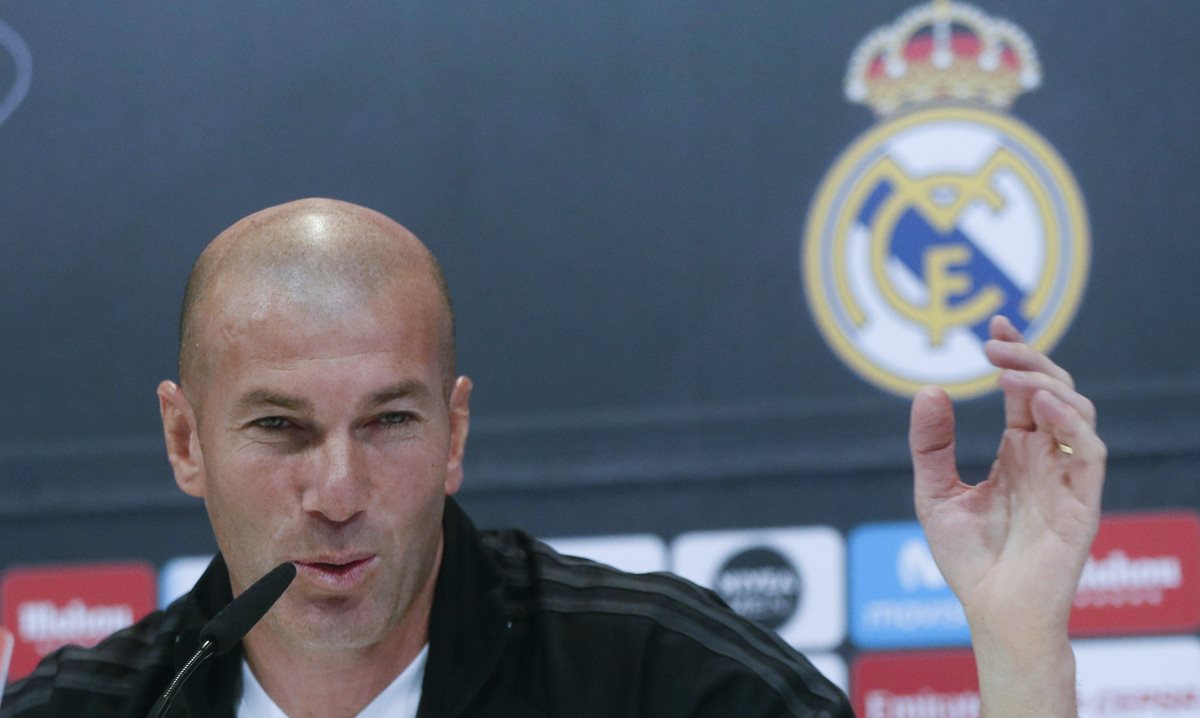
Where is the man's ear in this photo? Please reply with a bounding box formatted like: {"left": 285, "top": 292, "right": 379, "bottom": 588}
{"left": 158, "top": 380, "right": 206, "bottom": 498}
{"left": 444, "top": 376, "right": 472, "bottom": 496}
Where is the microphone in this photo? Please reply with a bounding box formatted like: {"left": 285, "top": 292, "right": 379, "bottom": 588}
{"left": 199, "top": 561, "right": 297, "bottom": 655}
{"left": 148, "top": 562, "right": 296, "bottom": 718}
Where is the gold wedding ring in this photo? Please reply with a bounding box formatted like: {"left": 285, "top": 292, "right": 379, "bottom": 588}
{"left": 1057, "top": 443, "right": 1074, "bottom": 456}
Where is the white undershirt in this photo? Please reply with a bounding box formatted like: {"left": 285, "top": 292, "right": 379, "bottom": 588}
{"left": 236, "top": 645, "right": 428, "bottom": 718}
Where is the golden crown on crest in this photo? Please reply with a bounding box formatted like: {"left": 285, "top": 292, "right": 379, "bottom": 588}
{"left": 844, "top": 0, "right": 1042, "bottom": 117}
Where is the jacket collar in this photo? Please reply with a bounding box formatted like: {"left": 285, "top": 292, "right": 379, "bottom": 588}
{"left": 417, "top": 497, "right": 511, "bottom": 717}
{"left": 173, "top": 497, "right": 509, "bottom": 718}
{"left": 177, "top": 553, "right": 240, "bottom": 718}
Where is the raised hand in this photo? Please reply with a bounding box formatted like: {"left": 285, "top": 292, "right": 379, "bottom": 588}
{"left": 909, "top": 314, "right": 1105, "bottom": 717}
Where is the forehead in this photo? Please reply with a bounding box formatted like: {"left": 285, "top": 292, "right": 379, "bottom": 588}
{"left": 196, "top": 272, "right": 447, "bottom": 395}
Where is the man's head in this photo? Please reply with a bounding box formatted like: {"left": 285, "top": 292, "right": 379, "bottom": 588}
{"left": 157, "top": 198, "right": 471, "bottom": 657}
{"left": 177, "top": 198, "right": 457, "bottom": 406}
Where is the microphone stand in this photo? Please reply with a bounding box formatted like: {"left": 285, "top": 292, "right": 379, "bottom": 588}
{"left": 147, "top": 562, "right": 296, "bottom": 718}
{"left": 146, "top": 640, "right": 215, "bottom": 718}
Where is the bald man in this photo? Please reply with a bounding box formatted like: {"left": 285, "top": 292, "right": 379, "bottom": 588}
{"left": 2, "top": 199, "right": 1104, "bottom": 718}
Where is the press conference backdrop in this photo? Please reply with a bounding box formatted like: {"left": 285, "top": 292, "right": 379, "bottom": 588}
{"left": 1, "top": 0, "right": 1198, "bottom": 711}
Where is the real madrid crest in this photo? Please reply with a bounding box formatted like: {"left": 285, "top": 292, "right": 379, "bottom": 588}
{"left": 802, "top": 0, "right": 1089, "bottom": 398}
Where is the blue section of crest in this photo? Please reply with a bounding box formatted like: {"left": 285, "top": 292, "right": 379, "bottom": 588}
{"left": 859, "top": 179, "right": 1030, "bottom": 339}
{"left": 858, "top": 179, "right": 893, "bottom": 227}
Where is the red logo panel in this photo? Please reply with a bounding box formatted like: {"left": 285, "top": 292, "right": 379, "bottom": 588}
{"left": 852, "top": 649, "right": 979, "bottom": 717}
{"left": 1, "top": 563, "right": 155, "bottom": 682}
{"left": 1071, "top": 512, "right": 1200, "bottom": 636}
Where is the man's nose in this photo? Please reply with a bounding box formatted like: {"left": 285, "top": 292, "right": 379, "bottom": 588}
{"left": 301, "top": 433, "right": 369, "bottom": 523}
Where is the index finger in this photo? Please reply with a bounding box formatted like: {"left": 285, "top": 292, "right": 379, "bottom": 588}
{"left": 989, "top": 314, "right": 1025, "bottom": 342}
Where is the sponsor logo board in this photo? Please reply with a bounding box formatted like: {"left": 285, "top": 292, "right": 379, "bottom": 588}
{"left": 1, "top": 563, "right": 155, "bottom": 681}
{"left": 1076, "top": 636, "right": 1200, "bottom": 717}
{"left": 542, "top": 534, "right": 668, "bottom": 574}
{"left": 850, "top": 521, "right": 969, "bottom": 648}
{"left": 1071, "top": 512, "right": 1200, "bottom": 636}
{"left": 852, "top": 649, "right": 979, "bottom": 718}
{"left": 158, "top": 555, "right": 214, "bottom": 608}
{"left": 809, "top": 652, "right": 848, "bottom": 694}
{"left": 671, "top": 526, "right": 845, "bottom": 650}
{"left": 852, "top": 637, "right": 1200, "bottom": 717}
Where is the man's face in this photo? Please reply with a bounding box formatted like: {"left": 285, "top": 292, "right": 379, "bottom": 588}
{"left": 164, "top": 277, "right": 468, "bottom": 651}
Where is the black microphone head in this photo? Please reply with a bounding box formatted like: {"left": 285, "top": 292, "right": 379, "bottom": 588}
{"left": 199, "top": 562, "right": 297, "bottom": 655}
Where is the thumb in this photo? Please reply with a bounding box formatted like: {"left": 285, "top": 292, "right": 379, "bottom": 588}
{"left": 910, "top": 385, "right": 962, "bottom": 519}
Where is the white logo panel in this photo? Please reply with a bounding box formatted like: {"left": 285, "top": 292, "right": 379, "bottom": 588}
{"left": 671, "top": 527, "right": 845, "bottom": 650}
{"left": 809, "top": 652, "right": 848, "bottom": 694}
{"left": 1076, "top": 636, "right": 1200, "bottom": 717}
{"left": 158, "top": 555, "right": 213, "bottom": 608}
{"left": 543, "top": 534, "right": 668, "bottom": 574}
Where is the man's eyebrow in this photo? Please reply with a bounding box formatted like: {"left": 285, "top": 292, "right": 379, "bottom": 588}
{"left": 363, "top": 380, "right": 431, "bottom": 409}
{"left": 233, "top": 389, "right": 314, "bottom": 415}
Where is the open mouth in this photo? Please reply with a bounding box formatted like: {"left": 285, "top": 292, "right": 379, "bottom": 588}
{"left": 305, "top": 558, "right": 369, "bottom": 574}
{"left": 293, "top": 556, "right": 376, "bottom": 589}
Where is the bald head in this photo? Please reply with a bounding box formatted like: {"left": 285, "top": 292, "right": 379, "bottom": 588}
{"left": 178, "top": 198, "right": 455, "bottom": 400}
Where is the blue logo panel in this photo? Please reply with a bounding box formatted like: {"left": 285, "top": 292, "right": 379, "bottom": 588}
{"left": 849, "top": 522, "right": 970, "bottom": 649}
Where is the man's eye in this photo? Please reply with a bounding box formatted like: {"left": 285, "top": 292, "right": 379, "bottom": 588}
{"left": 253, "top": 416, "right": 291, "bottom": 430}
{"left": 378, "top": 412, "right": 414, "bottom": 427}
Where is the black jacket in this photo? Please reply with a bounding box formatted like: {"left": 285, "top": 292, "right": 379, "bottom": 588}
{"left": 2, "top": 499, "right": 851, "bottom": 717}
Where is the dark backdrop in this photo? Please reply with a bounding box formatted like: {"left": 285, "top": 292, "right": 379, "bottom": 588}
{"left": 0, "top": 2, "right": 1197, "bottom": 575}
